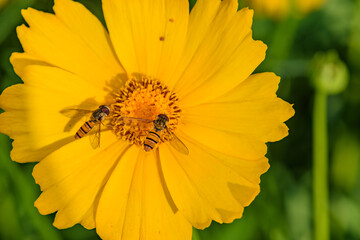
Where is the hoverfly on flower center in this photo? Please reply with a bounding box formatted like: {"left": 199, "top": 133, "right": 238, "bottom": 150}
{"left": 120, "top": 114, "right": 189, "bottom": 155}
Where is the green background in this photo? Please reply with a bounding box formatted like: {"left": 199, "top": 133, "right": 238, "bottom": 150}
{"left": 0, "top": 0, "right": 359, "bottom": 239}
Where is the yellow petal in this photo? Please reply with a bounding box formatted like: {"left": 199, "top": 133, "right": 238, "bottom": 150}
{"left": 53, "top": 0, "right": 122, "bottom": 72}
{"left": 169, "top": 2, "right": 266, "bottom": 107}
{"left": 159, "top": 132, "right": 265, "bottom": 229}
{"left": 9, "top": 134, "right": 72, "bottom": 163}
{"left": 10, "top": 52, "right": 50, "bottom": 78}
{"left": 215, "top": 72, "right": 280, "bottom": 102}
{"left": 182, "top": 73, "right": 295, "bottom": 143}
{"left": 80, "top": 206, "right": 97, "bottom": 229}
{"left": 0, "top": 111, "right": 29, "bottom": 137}
{"left": 33, "top": 132, "right": 125, "bottom": 229}
{"left": 166, "top": 0, "right": 221, "bottom": 89}
{"left": 96, "top": 148, "right": 192, "bottom": 240}
{"left": 17, "top": 1, "right": 124, "bottom": 88}
{"left": 0, "top": 65, "right": 111, "bottom": 162}
{"left": 22, "top": 65, "right": 107, "bottom": 100}
{"left": 102, "top": 0, "right": 189, "bottom": 80}
{"left": 183, "top": 99, "right": 293, "bottom": 142}
{"left": 178, "top": 122, "right": 267, "bottom": 159}
{"left": 156, "top": 0, "right": 189, "bottom": 83}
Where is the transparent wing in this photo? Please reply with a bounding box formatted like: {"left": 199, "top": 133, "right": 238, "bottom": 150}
{"left": 60, "top": 108, "right": 94, "bottom": 132}
{"left": 60, "top": 108, "right": 93, "bottom": 118}
{"left": 166, "top": 128, "right": 189, "bottom": 155}
{"left": 89, "top": 122, "right": 101, "bottom": 149}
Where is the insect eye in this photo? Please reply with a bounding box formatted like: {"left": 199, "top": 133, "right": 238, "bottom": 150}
{"left": 158, "top": 114, "right": 169, "bottom": 122}
{"left": 100, "top": 106, "right": 110, "bottom": 115}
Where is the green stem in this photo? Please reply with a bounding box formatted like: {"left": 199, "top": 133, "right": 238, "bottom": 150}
{"left": 192, "top": 228, "right": 201, "bottom": 240}
{"left": 312, "top": 90, "right": 329, "bottom": 240}
{"left": 264, "top": 16, "right": 300, "bottom": 75}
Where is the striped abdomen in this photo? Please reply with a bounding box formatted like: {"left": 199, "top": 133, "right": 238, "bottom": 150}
{"left": 144, "top": 130, "right": 161, "bottom": 152}
{"left": 75, "top": 120, "right": 97, "bottom": 139}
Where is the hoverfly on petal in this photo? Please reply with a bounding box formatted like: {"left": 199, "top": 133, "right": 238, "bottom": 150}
{"left": 61, "top": 105, "right": 110, "bottom": 149}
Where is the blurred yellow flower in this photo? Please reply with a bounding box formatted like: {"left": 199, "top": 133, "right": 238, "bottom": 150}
{"left": 247, "top": 0, "right": 325, "bottom": 19}
{"left": 0, "top": 0, "right": 294, "bottom": 239}
{"left": 0, "top": 0, "right": 8, "bottom": 9}
{"left": 248, "top": 0, "right": 290, "bottom": 19}
{"left": 296, "top": 0, "right": 325, "bottom": 15}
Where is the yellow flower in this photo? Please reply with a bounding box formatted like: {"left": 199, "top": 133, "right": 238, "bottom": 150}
{"left": 0, "top": 0, "right": 8, "bottom": 9}
{"left": 0, "top": 0, "right": 294, "bottom": 239}
{"left": 295, "top": 0, "right": 325, "bottom": 15}
{"left": 248, "top": 0, "right": 290, "bottom": 19}
{"left": 246, "top": 0, "right": 325, "bottom": 19}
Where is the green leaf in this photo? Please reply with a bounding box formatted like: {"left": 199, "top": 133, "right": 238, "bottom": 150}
{"left": 0, "top": 0, "right": 35, "bottom": 45}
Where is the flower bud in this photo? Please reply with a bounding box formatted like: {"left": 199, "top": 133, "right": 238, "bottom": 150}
{"left": 311, "top": 50, "right": 349, "bottom": 95}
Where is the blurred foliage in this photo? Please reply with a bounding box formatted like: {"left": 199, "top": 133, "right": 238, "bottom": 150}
{"left": 0, "top": 0, "right": 359, "bottom": 240}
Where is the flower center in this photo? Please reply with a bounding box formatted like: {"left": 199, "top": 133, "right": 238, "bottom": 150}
{"left": 111, "top": 75, "right": 181, "bottom": 146}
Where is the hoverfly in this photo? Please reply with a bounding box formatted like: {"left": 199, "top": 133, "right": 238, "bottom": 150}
{"left": 122, "top": 114, "right": 189, "bottom": 155}
{"left": 72, "top": 105, "right": 110, "bottom": 148}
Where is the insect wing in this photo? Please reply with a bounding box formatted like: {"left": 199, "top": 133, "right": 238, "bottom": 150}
{"left": 60, "top": 108, "right": 94, "bottom": 132}
{"left": 89, "top": 122, "right": 101, "bottom": 149}
{"left": 60, "top": 108, "right": 94, "bottom": 118}
{"left": 167, "top": 128, "right": 189, "bottom": 155}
